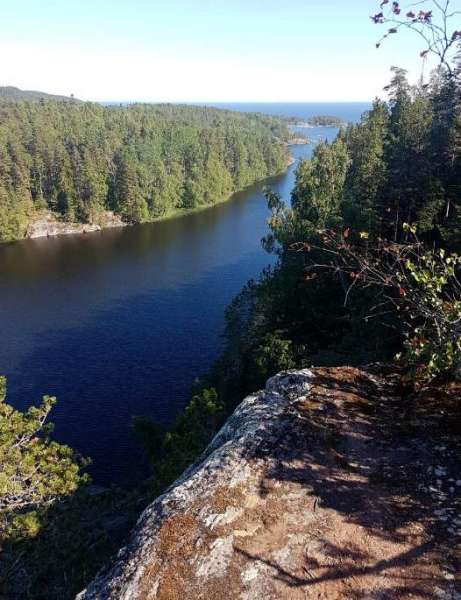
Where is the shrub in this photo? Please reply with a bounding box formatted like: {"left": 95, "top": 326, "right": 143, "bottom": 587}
{"left": 0, "top": 377, "right": 89, "bottom": 541}
{"left": 296, "top": 226, "right": 461, "bottom": 382}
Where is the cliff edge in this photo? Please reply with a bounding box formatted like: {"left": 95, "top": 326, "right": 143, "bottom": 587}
{"left": 78, "top": 367, "right": 460, "bottom": 599}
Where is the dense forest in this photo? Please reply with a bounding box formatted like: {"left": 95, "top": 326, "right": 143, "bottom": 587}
{"left": 0, "top": 102, "right": 290, "bottom": 241}
{"left": 212, "top": 63, "right": 461, "bottom": 404}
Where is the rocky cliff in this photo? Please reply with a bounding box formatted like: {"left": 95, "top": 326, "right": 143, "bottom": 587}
{"left": 78, "top": 367, "right": 461, "bottom": 599}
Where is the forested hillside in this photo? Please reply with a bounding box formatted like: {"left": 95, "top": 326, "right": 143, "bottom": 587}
{"left": 213, "top": 63, "right": 461, "bottom": 404}
{"left": 0, "top": 86, "right": 79, "bottom": 103}
{"left": 0, "top": 102, "right": 289, "bottom": 241}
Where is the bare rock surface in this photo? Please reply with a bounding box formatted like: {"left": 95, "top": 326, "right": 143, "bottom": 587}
{"left": 78, "top": 367, "right": 461, "bottom": 599}
{"left": 287, "top": 137, "right": 309, "bottom": 145}
{"left": 26, "top": 211, "right": 125, "bottom": 239}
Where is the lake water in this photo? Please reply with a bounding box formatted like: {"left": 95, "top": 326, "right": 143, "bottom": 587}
{"left": 0, "top": 103, "right": 369, "bottom": 484}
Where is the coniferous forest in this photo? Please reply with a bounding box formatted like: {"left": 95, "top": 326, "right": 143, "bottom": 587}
{"left": 214, "top": 63, "right": 461, "bottom": 402}
{"left": 0, "top": 102, "right": 290, "bottom": 241}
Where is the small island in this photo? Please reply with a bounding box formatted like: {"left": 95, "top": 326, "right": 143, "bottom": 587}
{"left": 286, "top": 134, "right": 310, "bottom": 145}
{"left": 285, "top": 114, "right": 346, "bottom": 128}
{"left": 289, "top": 137, "right": 309, "bottom": 145}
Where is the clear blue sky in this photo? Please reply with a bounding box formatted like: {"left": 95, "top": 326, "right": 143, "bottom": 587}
{"left": 0, "top": 0, "right": 435, "bottom": 102}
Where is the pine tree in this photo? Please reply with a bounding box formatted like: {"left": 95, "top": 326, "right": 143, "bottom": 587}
{"left": 0, "top": 377, "right": 89, "bottom": 541}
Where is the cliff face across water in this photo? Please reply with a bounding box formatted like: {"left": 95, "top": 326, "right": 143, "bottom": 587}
{"left": 78, "top": 367, "right": 461, "bottom": 599}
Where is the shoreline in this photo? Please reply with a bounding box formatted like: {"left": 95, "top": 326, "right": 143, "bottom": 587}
{"left": 25, "top": 211, "right": 127, "bottom": 240}
{"left": 9, "top": 160, "right": 295, "bottom": 245}
{"left": 287, "top": 137, "right": 309, "bottom": 146}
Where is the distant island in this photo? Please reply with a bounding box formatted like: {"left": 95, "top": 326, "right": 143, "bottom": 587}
{"left": 0, "top": 86, "right": 79, "bottom": 103}
{"left": 286, "top": 134, "right": 310, "bottom": 145}
{"left": 285, "top": 114, "right": 346, "bottom": 127}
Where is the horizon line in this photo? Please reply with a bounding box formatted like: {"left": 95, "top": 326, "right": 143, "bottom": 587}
{"left": 94, "top": 99, "right": 374, "bottom": 104}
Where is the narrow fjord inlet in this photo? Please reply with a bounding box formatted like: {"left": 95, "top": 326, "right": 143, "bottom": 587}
{"left": 0, "top": 108, "right": 362, "bottom": 484}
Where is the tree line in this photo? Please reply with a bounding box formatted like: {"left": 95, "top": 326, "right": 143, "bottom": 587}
{"left": 285, "top": 115, "right": 345, "bottom": 127}
{"left": 0, "top": 101, "right": 290, "bottom": 241}
{"left": 213, "top": 61, "right": 460, "bottom": 403}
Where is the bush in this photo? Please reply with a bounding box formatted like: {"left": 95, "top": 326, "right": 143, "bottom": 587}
{"left": 397, "top": 245, "right": 461, "bottom": 381}
{"left": 298, "top": 226, "right": 461, "bottom": 383}
{"left": 0, "top": 377, "right": 89, "bottom": 541}
{"left": 133, "top": 388, "right": 224, "bottom": 493}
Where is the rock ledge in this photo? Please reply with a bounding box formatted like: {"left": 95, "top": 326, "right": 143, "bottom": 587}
{"left": 78, "top": 367, "right": 461, "bottom": 600}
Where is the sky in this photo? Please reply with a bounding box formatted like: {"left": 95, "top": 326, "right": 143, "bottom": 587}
{"left": 0, "top": 0, "right": 444, "bottom": 102}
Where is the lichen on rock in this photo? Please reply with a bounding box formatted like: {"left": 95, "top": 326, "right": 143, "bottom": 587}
{"left": 77, "top": 367, "right": 461, "bottom": 600}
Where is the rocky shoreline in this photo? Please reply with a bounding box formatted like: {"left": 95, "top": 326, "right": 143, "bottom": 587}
{"left": 26, "top": 211, "right": 126, "bottom": 240}
{"left": 284, "top": 136, "right": 310, "bottom": 148}
{"left": 286, "top": 136, "right": 309, "bottom": 146}
{"left": 22, "top": 146, "right": 303, "bottom": 244}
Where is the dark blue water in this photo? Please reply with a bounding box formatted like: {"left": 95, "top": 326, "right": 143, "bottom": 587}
{"left": 0, "top": 104, "right": 365, "bottom": 485}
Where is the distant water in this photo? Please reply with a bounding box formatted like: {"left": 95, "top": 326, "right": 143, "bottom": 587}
{"left": 199, "top": 102, "right": 371, "bottom": 123}
{"left": 0, "top": 103, "right": 366, "bottom": 485}
{"left": 102, "top": 101, "right": 372, "bottom": 124}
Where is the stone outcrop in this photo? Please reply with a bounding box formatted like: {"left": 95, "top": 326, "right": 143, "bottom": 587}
{"left": 287, "top": 137, "right": 309, "bottom": 145}
{"left": 26, "top": 211, "right": 125, "bottom": 239}
{"left": 78, "top": 367, "right": 461, "bottom": 600}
